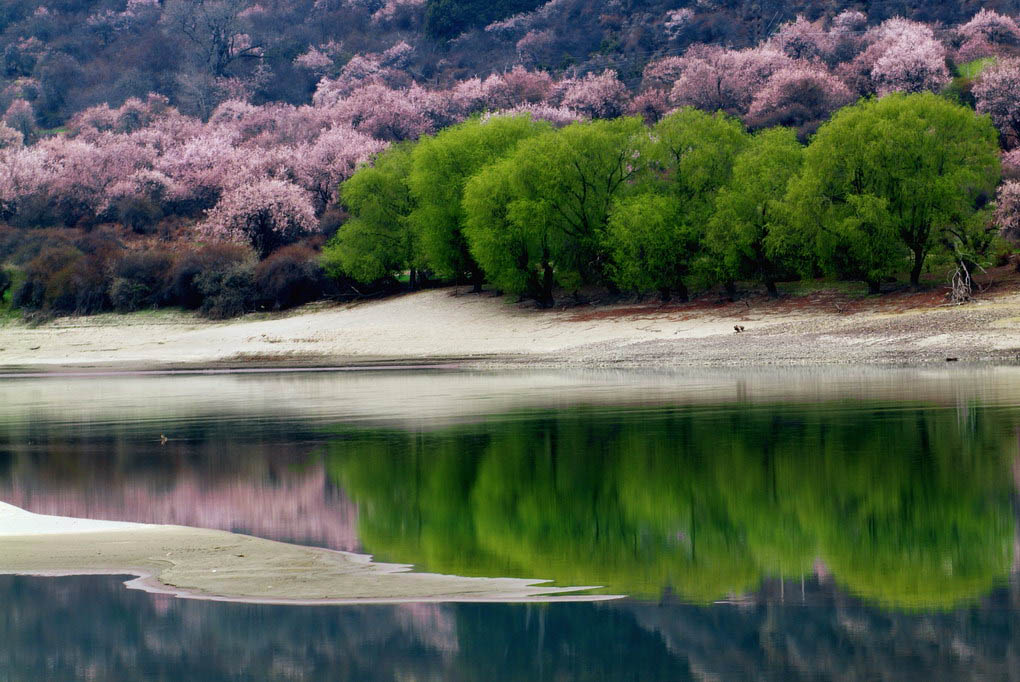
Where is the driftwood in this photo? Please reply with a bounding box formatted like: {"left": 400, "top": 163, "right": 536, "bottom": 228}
{"left": 948, "top": 260, "right": 988, "bottom": 305}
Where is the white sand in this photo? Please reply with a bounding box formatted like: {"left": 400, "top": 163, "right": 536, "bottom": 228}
{"left": 0, "top": 501, "right": 147, "bottom": 536}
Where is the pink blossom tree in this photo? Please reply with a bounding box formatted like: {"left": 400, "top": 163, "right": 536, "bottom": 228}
{"left": 0, "top": 146, "right": 50, "bottom": 219}
{"left": 996, "top": 181, "right": 1020, "bottom": 242}
{"left": 560, "top": 69, "right": 630, "bottom": 119}
{"left": 294, "top": 125, "right": 387, "bottom": 209}
{"left": 330, "top": 83, "right": 432, "bottom": 140}
{"left": 202, "top": 179, "right": 317, "bottom": 256}
{"left": 481, "top": 66, "right": 554, "bottom": 109}
{"left": 628, "top": 89, "right": 670, "bottom": 124}
{"left": 746, "top": 64, "right": 854, "bottom": 131}
{"left": 641, "top": 56, "right": 686, "bottom": 90}
{"left": 1003, "top": 148, "right": 1020, "bottom": 179}
{"left": 0, "top": 122, "right": 23, "bottom": 150}
{"left": 3, "top": 100, "right": 35, "bottom": 140}
{"left": 769, "top": 16, "right": 831, "bottom": 62}
{"left": 973, "top": 57, "right": 1020, "bottom": 148}
{"left": 671, "top": 46, "right": 793, "bottom": 116}
{"left": 959, "top": 9, "right": 1020, "bottom": 47}
{"left": 840, "top": 19, "right": 950, "bottom": 96}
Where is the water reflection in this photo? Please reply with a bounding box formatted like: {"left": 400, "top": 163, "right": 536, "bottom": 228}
{"left": 329, "top": 402, "right": 1018, "bottom": 609}
{"left": 3, "top": 369, "right": 1020, "bottom": 677}
{"left": 3, "top": 574, "right": 1020, "bottom": 680}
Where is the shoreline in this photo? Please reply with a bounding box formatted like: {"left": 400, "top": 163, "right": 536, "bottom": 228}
{"left": 2, "top": 283, "right": 1020, "bottom": 372}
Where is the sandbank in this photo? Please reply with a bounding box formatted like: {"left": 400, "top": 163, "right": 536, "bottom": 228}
{"left": 0, "top": 503, "right": 615, "bottom": 604}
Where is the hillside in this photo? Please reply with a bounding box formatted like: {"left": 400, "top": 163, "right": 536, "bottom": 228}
{"left": 4, "top": 0, "right": 1020, "bottom": 125}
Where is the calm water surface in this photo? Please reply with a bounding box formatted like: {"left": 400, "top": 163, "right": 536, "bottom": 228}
{"left": 2, "top": 368, "right": 1020, "bottom": 680}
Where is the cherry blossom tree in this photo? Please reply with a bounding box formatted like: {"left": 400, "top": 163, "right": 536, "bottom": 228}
{"left": 294, "top": 125, "right": 387, "bottom": 209}
{"left": 747, "top": 65, "right": 854, "bottom": 132}
{"left": 973, "top": 57, "right": 1020, "bottom": 148}
{"left": 628, "top": 89, "right": 671, "bottom": 124}
{"left": 202, "top": 179, "right": 317, "bottom": 256}
{"left": 3, "top": 100, "right": 35, "bottom": 140}
{"left": 769, "top": 16, "right": 831, "bottom": 62}
{"left": 560, "top": 70, "right": 629, "bottom": 119}
{"left": 0, "top": 146, "right": 50, "bottom": 219}
{"left": 671, "top": 46, "right": 793, "bottom": 116}
{"left": 1003, "top": 148, "right": 1020, "bottom": 179}
{"left": 481, "top": 66, "right": 554, "bottom": 110}
{"left": 959, "top": 9, "right": 1020, "bottom": 47}
{"left": 840, "top": 19, "right": 950, "bottom": 96}
{"left": 330, "top": 83, "right": 432, "bottom": 140}
{"left": 996, "top": 181, "right": 1020, "bottom": 242}
{"left": 0, "top": 121, "right": 23, "bottom": 150}
{"left": 641, "top": 57, "right": 685, "bottom": 90}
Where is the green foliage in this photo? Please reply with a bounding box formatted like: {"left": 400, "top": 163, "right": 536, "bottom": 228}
{"left": 956, "top": 57, "right": 997, "bottom": 79}
{"left": 784, "top": 93, "right": 1001, "bottom": 287}
{"left": 408, "top": 116, "right": 550, "bottom": 285}
{"left": 462, "top": 117, "right": 646, "bottom": 302}
{"left": 606, "top": 109, "right": 750, "bottom": 298}
{"left": 707, "top": 126, "right": 804, "bottom": 295}
{"left": 606, "top": 194, "right": 694, "bottom": 299}
{"left": 322, "top": 143, "right": 415, "bottom": 285}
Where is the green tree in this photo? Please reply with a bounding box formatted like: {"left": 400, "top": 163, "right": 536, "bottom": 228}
{"left": 462, "top": 117, "right": 646, "bottom": 304}
{"left": 606, "top": 108, "right": 749, "bottom": 299}
{"left": 707, "top": 127, "right": 804, "bottom": 297}
{"left": 409, "top": 115, "right": 550, "bottom": 290}
{"left": 322, "top": 143, "right": 417, "bottom": 285}
{"left": 785, "top": 93, "right": 1000, "bottom": 289}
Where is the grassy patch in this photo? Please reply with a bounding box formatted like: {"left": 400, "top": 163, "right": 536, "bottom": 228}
{"left": 956, "top": 57, "right": 996, "bottom": 79}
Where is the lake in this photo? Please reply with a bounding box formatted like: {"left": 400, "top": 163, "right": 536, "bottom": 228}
{"left": 2, "top": 367, "right": 1019, "bottom": 679}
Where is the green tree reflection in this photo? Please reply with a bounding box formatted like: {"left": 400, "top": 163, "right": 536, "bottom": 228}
{"left": 328, "top": 403, "right": 1017, "bottom": 609}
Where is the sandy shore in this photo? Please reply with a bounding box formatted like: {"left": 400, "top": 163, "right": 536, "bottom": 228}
{"left": 2, "top": 284, "right": 1020, "bottom": 371}
{"left": 0, "top": 502, "right": 613, "bottom": 604}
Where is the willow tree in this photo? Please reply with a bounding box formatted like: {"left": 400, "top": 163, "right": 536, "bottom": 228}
{"left": 606, "top": 108, "right": 749, "bottom": 300}
{"left": 707, "top": 126, "right": 804, "bottom": 297}
{"left": 785, "top": 92, "right": 1000, "bottom": 289}
{"left": 321, "top": 143, "right": 416, "bottom": 285}
{"left": 463, "top": 117, "right": 646, "bottom": 305}
{"left": 408, "top": 115, "right": 550, "bottom": 290}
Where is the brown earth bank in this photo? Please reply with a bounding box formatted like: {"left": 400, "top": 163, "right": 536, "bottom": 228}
{"left": 4, "top": 268, "right": 1020, "bottom": 372}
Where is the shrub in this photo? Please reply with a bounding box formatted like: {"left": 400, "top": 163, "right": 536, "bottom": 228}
{"left": 0, "top": 267, "right": 11, "bottom": 302}
{"left": 12, "top": 246, "right": 83, "bottom": 314}
{"left": 168, "top": 243, "right": 254, "bottom": 310}
{"left": 254, "top": 245, "right": 326, "bottom": 311}
{"left": 115, "top": 196, "right": 163, "bottom": 234}
{"left": 109, "top": 250, "right": 174, "bottom": 312}
{"left": 195, "top": 261, "right": 256, "bottom": 319}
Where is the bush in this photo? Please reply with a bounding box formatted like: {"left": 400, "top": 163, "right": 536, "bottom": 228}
{"left": 109, "top": 250, "right": 174, "bottom": 312}
{"left": 193, "top": 259, "right": 256, "bottom": 319}
{"left": 254, "top": 245, "right": 327, "bottom": 311}
{"left": 12, "top": 246, "right": 84, "bottom": 314}
{"left": 168, "top": 243, "right": 254, "bottom": 310}
{"left": 116, "top": 196, "right": 163, "bottom": 235}
{"left": 0, "top": 267, "right": 11, "bottom": 302}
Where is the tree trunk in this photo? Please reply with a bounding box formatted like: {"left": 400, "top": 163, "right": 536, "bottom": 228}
{"left": 676, "top": 281, "right": 689, "bottom": 303}
{"left": 910, "top": 249, "right": 925, "bottom": 288}
{"left": 540, "top": 251, "right": 555, "bottom": 308}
